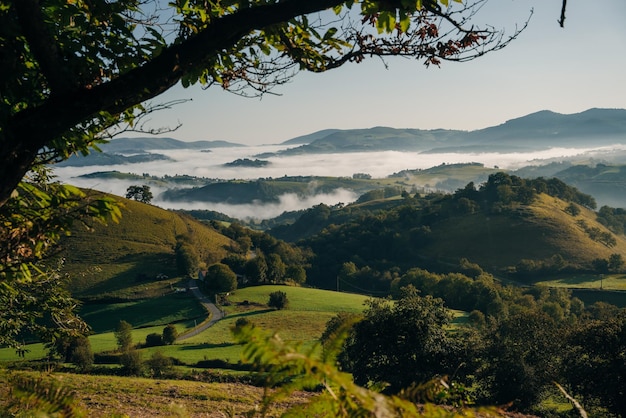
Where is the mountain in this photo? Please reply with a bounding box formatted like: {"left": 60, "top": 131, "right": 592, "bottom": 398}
{"left": 272, "top": 126, "right": 465, "bottom": 155}
{"left": 272, "top": 108, "right": 626, "bottom": 155}
{"left": 56, "top": 137, "right": 245, "bottom": 166}
{"left": 461, "top": 108, "right": 626, "bottom": 147}
{"left": 280, "top": 128, "right": 342, "bottom": 145}
{"left": 56, "top": 151, "right": 172, "bottom": 167}
{"left": 99, "top": 137, "right": 245, "bottom": 153}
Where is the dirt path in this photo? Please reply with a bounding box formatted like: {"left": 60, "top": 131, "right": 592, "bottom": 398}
{"left": 176, "top": 279, "right": 224, "bottom": 341}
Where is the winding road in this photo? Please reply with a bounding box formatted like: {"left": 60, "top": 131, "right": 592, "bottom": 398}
{"left": 176, "top": 279, "right": 224, "bottom": 341}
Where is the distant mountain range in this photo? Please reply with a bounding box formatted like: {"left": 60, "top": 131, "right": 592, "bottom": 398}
{"left": 56, "top": 108, "right": 626, "bottom": 167}
{"left": 100, "top": 137, "right": 245, "bottom": 153}
{"left": 56, "top": 137, "right": 245, "bottom": 166}
{"left": 272, "top": 108, "right": 626, "bottom": 155}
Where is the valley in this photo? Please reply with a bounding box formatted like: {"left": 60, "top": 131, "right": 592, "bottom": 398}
{"left": 4, "top": 109, "right": 626, "bottom": 417}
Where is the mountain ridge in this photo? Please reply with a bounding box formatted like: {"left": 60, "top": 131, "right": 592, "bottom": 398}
{"left": 271, "top": 108, "right": 626, "bottom": 155}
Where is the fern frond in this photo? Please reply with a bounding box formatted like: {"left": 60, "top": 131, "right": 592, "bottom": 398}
{"left": 6, "top": 373, "right": 86, "bottom": 417}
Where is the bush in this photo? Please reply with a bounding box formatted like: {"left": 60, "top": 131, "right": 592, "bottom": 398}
{"left": 145, "top": 333, "right": 164, "bottom": 347}
{"left": 268, "top": 291, "right": 289, "bottom": 310}
{"left": 162, "top": 324, "right": 178, "bottom": 345}
{"left": 70, "top": 338, "right": 94, "bottom": 371}
{"left": 146, "top": 351, "right": 173, "bottom": 377}
{"left": 120, "top": 349, "right": 143, "bottom": 375}
{"left": 235, "top": 317, "right": 251, "bottom": 328}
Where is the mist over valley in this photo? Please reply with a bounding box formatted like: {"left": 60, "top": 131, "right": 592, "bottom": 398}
{"left": 52, "top": 109, "right": 626, "bottom": 221}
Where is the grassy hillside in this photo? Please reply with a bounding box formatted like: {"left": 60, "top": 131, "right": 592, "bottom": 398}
{"left": 425, "top": 193, "right": 626, "bottom": 271}
{"left": 390, "top": 163, "right": 500, "bottom": 192}
{"left": 0, "top": 370, "right": 309, "bottom": 417}
{"left": 60, "top": 195, "right": 233, "bottom": 299}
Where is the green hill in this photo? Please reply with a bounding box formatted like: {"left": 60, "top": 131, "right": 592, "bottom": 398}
{"left": 160, "top": 176, "right": 375, "bottom": 204}
{"left": 60, "top": 194, "right": 233, "bottom": 300}
{"left": 297, "top": 174, "right": 626, "bottom": 289}
{"left": 423, "top": 193, "right": 626, "bottom": 270}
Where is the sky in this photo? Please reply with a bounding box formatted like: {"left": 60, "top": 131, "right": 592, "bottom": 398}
{"left": 131, "top": 0, "right": 626, "bottom": 145}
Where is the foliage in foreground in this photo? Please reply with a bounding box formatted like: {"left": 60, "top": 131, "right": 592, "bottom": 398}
{"left": 0, "top": 173, "right": 121, "bottom": 350}
{"left": 232, "top": 322, "right": 500, "bottom": 417}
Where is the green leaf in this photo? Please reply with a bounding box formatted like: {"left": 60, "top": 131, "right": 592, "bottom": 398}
{"left": 323, "top": 27, "right": 338, "bottom": 41}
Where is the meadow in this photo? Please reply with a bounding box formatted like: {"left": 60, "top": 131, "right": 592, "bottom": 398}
{"left": 0, "top": 285, "right": 370, "bottom": 366}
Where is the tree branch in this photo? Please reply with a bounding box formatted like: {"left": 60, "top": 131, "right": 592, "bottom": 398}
{"left": 13, "top": 0, "right": 75, "bottom": 93}
{"left": 1, "top": 0, "right": 345, "bottom": 206}
{"left": 558, "top": 0, "right": 567, "bottom": 27}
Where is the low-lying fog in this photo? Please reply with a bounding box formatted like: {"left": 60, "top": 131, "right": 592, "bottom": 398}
{"left": 53, "top": 143, "right": 626, "bottom": 220}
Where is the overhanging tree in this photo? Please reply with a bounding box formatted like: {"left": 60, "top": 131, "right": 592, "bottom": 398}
{"left": 0, "top": 0, "right": 528, "bottom": 348}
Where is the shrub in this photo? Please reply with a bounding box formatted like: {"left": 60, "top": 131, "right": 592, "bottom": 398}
{"left": 146, "top": 351, "right": 173, "bottom": 377}
{"left": 145, "top": 333, "right": 164, "bottom": 347}
{"left": 120, "top": 349, "right": 143, "bottom": 375}
{"left": 70, "top": 338, "right": 94, "bottom": 371}
{"left": 162, "top": 324, "right": 178, "bottom": 345}
{"left": 268, "top": 291, "right": 289, "bottom": 310}
{"left": 235, "top": 317, "right": 251, "bottom": 328}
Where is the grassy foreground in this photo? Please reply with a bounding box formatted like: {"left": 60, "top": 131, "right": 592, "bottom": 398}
{"left": 0, "top": 369, "right": 311, "bottom": 417}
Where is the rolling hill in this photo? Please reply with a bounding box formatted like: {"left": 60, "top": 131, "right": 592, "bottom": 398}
{"left": 59, "top": 193, "right": 234, "bottom": 300}
{"left": 292, "top": 179, "right": 626, "bottom": 289}
{"left": 421, "top": 193, "right": 626, "bottom": 271}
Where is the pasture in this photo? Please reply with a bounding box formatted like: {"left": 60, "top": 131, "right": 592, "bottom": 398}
{"left": 0, "top": 285, "right": 370, "bottom": 366}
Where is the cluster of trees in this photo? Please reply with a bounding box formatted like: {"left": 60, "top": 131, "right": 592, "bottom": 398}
{"left": 454, "top": 172, "right": 596, "bottom": 212}
{"left": 323, "top": 285, "right": 626, "bottom": 416}
{"left": 597, "top": 205, "right": 626, "bottom": 235}
{"left": 591, "top": 253, "right": 625, "bottom": 274}
{"left": 576, "top": 219, "right": 617, "bottom": 248}
{"left": 216, "top": 223, "right": 309, "bottom": 286}
{"left": 113, "top": 321, "right": 177, "bottom": 376}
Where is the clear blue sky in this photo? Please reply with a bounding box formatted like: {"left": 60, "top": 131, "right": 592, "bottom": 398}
{"left": 144, "top": 0, "right": 626, "bottom": 145}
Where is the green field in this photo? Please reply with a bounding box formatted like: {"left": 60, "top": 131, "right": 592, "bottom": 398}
{"left": 80, "top": 291, "right": 206, "bottom": 333}
{"left": 533, "top": 273, "right": 626, "bottom": 290}
{"left": 0, "top": 285, "right": 370, "bottom": 365}
{"left": 0, "top": 285, "right": 474, "bottom": 366}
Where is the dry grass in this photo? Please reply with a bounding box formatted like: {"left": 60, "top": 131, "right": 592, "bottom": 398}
{"left": 0, "top": 370, "right": 312, "bottom": 417}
